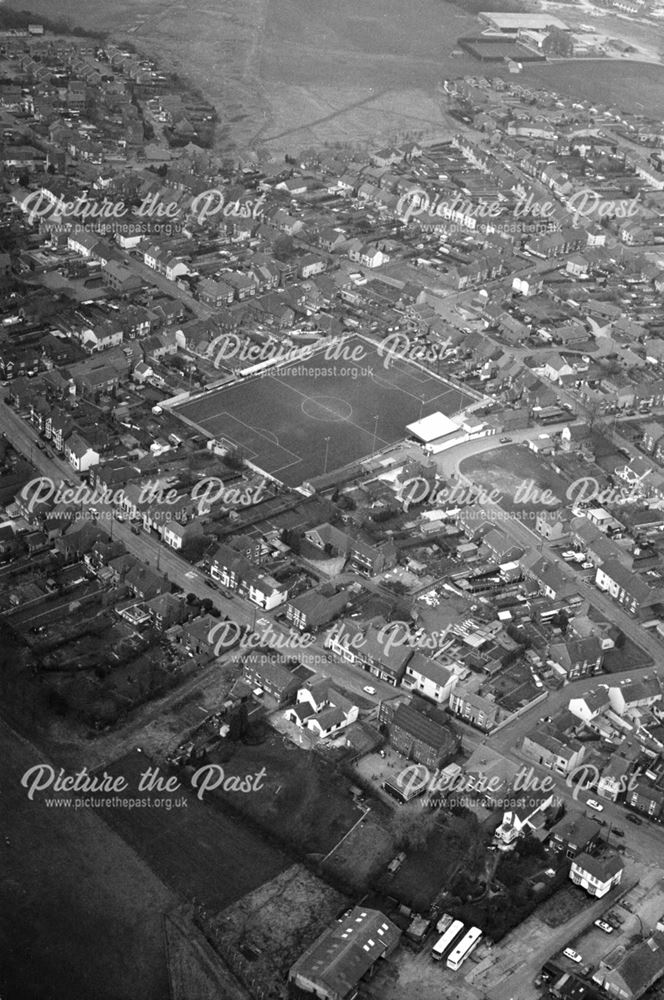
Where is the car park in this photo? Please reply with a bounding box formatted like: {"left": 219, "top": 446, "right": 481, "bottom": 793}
{"left": 563, "top": 949, "right": 582, "bottom": 963}
{"left": 586, "top": 799, "right": 603, "bottom": 812}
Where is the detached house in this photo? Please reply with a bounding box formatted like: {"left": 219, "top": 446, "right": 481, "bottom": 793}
{"left": 494, "top": 789, "right": 555, "bottom": 848}
{"left": 284, "top": 679, "right": 359, "bottom": 739}
{"left": 570, "top": 852, "right": 624, "bottom": 898}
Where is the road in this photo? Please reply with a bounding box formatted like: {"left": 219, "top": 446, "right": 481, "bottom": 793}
{"left": 427, "top": 423, "right": 664, "bottom": 662}
{"left": 0, "top": 386, "right": 398, "bottom": 717}
{"left": 121, "top": 252, "right": 213, "bottom": 320}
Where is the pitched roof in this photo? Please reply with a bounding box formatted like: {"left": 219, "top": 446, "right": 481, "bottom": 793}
{"left": 573, "top": 850, "right": 625, "bottom": 882}
{"left": 290, "top": 907, "right": 400, "bottom": 996}
{"left": 603, "top": 933, "right": 664, "bottom": 998}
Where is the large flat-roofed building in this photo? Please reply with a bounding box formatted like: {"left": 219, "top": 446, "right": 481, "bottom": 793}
{"left": 479, "top": 11, "right": 569, "bottom": 32}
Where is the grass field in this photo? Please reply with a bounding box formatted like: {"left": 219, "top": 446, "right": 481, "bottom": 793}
{"left": 176, "top": 337, "right": 474, "bottom": 486}
{"left": 0, "top": 724, "right": 174, "bottom": 1000}
{"left": 94, "top": 750, "right": 290, "bottom": 911}
{"left": 9, "top": 0, "right": 664, "bottom": 152}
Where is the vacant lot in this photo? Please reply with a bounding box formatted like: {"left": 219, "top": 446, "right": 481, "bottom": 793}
{"left": 206, "top": 732, "right": 362, "bottom": 858}
{"left": 177, "top": 338, "right": 473, "bottom": 486}
{"left": 461, "top": 444, "right": 564, "bottom": 519}
{"left": 210, "top": 865, "right": 347, "bottom": 993}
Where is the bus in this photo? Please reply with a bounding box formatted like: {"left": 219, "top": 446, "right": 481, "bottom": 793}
{"left": 446, "top": 926, "right": 482, "bottom": 971}
{"left": 431, "top": 920, "right": 464, "bottom": 961}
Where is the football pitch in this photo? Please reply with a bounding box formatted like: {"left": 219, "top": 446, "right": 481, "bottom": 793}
{"left": 175, "top": 338, "right": 476, "bottom": 487}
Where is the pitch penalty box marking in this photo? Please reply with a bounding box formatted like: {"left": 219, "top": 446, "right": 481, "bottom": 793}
{"left": 181, "top": 404, "right": 304, "bottom": 473}
{"left": 367, "top": 369, "right": 466, "bottom": 409}
{"left": 179, "top": 399, "right": 310, "bottom": 477}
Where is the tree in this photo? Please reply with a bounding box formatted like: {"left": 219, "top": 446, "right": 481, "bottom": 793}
{"left": 518, "top": 832, "right": 546, "bottom": 860}
{"left": 542, "top": 27, "right": 573, "bottom": 57}
{"left": 273, "top": 235, "right": 296, "bottom": 261}
{"left": 185, "top": 592, "right": 198, "bottom": 605}
{"left": 224, "top": 448, "right": 245, "bottom": 470}
{"left": 551, "top": 610, "right": 568, "bottom": 634}
{"left": 390, "top": 809, "right": 438, "bottom": 851}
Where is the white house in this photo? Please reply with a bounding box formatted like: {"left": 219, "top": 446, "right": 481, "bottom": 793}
{"left": 568, "top": 687, "right": 610, "bottom": 726}
{"left": 284, "top": 679, "right": 359, "bottom": 739}
{"left": 64, "top": 432, "right": 100, "bottom": 472}
{"left": 401, "top": 653, "right": 459, "bottom": 705}
{"left": 495, "top": 789, "right": 555, "bottom": 849}
{"left": 570, "top": 852, "right": 624, "bottom": 898}
{"left": 609, "top": 677, "right": 662, "bottom": 717}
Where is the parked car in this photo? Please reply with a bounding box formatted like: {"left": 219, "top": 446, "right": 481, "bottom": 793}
{"left": 387, "top": 852, "right": 406, "bottom": 876}
{"left": 627, "top": 814, "right": 643, "bottom": 825}
{"left": 563, "top": 948, "right": 582, "bottom": 963}
{"left": 499, "top": 436, "right": 513, "bottom": 444}
{"left": 613, "top": 828, "right": 625, "bottom": 837}
{"left": 595, "top": 920, "right": 614, "bottom": 934}
{"left": 586, "top": 799, "right": 604, "bottom": 812}
{"left": 363, "top": 685, "right": 376, "bottom": 696}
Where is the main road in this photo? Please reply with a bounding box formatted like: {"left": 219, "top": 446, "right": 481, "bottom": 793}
{"left": 0, "top": 386, "right": 396, "bottom": 711}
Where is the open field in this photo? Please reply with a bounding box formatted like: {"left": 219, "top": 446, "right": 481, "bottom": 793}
{"left": 176, "top": 338, "right": 474, "bottom": 486}
{"left": 93, "top": 750, "right": 290, "bottom": 911}
{"left": 0, "top": 721, "right": 174, "bottom": 1000}
{"left": 9, "top": 0, "right": 664, "bottom": 151}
